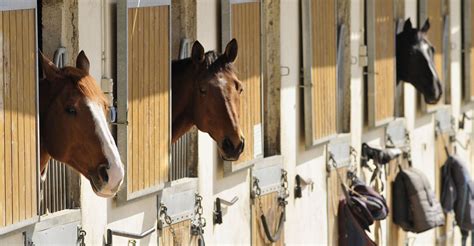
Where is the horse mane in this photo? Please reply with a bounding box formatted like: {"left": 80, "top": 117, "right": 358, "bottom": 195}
{"left": 172, "top": 50, "right": 236, "bottom": 76}
{"left": 61, "top": 67, "right": 109, "bottom": 107}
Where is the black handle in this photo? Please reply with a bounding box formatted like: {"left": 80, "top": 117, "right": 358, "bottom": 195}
{"left": 295, "top": 175, "right": 302, "bottom": 199}
{"left": 213, "top": 198, "right": 223, "bottom": 225}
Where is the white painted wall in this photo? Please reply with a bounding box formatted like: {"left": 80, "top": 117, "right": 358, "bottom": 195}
{"left": 77, "top": 1, "right": 109, "bottom": 244}
{"left": 281, "top": 0, "right": 329, "bottom": 244}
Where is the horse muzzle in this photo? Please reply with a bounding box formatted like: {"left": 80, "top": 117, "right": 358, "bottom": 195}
{"left": 423, "top": 79, "right": 443, "bottom": 104}
{"left": 89, "top": 163, "right": 124, "bottom": 198}
{"left": 220, "top": 137, "right": 245, "bottom": 161}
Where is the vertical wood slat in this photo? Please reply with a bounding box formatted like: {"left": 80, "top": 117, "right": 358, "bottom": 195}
{"left": 231, "top": 2, "right": 262, "bottom": 165}
{"left": 29, "top": 9, "right": 36, "bottom": 220}
{"left": 143, "top": 7, "right": 150, "bottom": 190}
{"left": 310, "top": 0, "right": 337, "bottom": 141}
{"left": 470, "top": 1, "right": 474, "bottom": 98}
{"left": 127, "top": 7, "right": 135, "bottom": 194}
{"left": 24, "top": 9, "right": 31, "bottom": 220}
{"left": 160, "top": 220, "right": 198, "bottom": 245}
{"left": 435, "top": 133, "right": 455, "bottom": 245}
{"left": 3, "top": 11, "right": 12, "bottom": 226}
{"left": 159, "top": 7, "right": 168, "bottom": 185}
{"left": 0, "top": 8, "right": 37, "bottom": 229}
{"left": 0, "top": 11, "right": 4, "bottom": 228}
{"left": 137, "top": 7, "right": 145, "bottom": 191}
{"left": 17, "top": 10, "right": 25, "bottom": 222}
{"left": 251, "top": 192, "right": 284, "bottom": 246}
{"left": 148, "top": 7, "right": 156, "bottom": 186}
{"left": 10, "top": 9, "right": 19, "bottom": 225}
{"left": 374, "top": 0, "right": 395, "bottom": 123}
{"left": 127, "top": 6, "right": 169, "bottom": 195}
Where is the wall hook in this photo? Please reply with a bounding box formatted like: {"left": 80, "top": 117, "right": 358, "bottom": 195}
{"left": 213, "top": 196, "right": 239, "bottom": 225}
{"left": 294, "top": 175, "right": 314, "bottom": 199}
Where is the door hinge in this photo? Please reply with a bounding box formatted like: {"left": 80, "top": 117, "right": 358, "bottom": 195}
{"left": 359, "top": 45, "right": 368, "bottom": 67}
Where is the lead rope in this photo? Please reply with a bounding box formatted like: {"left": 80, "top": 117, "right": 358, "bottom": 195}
{"left": 159, "top": 204, "right": 179, "bottom": 246}
{"left": 191, "top": 194, "right": 206, "bottom": 246}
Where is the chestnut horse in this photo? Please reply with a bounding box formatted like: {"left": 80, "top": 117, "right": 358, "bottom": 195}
{"left": 40, "top": 51, "right": 124, "bottom": 198}
{"left": 172, "top": 39, "right": 245, "bottom": 161}
{"left": 397, "top": 18, "right": 443, "bottom": 104}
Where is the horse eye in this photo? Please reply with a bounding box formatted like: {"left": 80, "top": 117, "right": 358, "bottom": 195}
{"left": 65, "top": 107, "right": 77, "bottom": 115}
{"left": 430, "top": 46, "right": 435, "bottom": 54}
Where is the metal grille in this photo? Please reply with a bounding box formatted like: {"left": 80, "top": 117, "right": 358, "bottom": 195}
{"left": 40, "top": 160, "right": 74, "bottom": 214}
{"left": 171, "top": 38, "right": 197, "bottom": 181}
{"left": 40, "top": 47, "right": 77, "bottom": 215}
{"left": 171, "top": 131, "right": 194, "bottom": 180}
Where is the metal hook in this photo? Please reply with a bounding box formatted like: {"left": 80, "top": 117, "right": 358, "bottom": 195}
{"left": 459, "top": 112, "right": 473, "bottom": 129}
{"left": 218, "top": 196, "right": 239, "bottom": 206}
{"left": 294, "top": 174, "right": 314, "bottom": 199}
{"left": 213, "top": 196, "right": 239, "bottom": 224}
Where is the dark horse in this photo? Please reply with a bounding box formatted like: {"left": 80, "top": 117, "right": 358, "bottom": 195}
{"left": 396, "top": 18, "right": 443, "bottom": 104}
{"left": 172, "top": 39, "right": 245, "bottom": 161}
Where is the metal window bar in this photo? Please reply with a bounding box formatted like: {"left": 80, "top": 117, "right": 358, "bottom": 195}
{"left": 40, "top": 47, "right": 76, "bottom": 215}
{"left": 171, "top": 39, "right": 198, "bottom": 181}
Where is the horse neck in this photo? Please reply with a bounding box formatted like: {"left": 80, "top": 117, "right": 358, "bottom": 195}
{"left": 38, "top": 79, "right": 56, "bottom": 174}
{"left": 172, "top": 59, "right": 197, "bottom": 142}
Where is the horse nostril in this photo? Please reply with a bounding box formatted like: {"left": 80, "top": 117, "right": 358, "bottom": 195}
{"left": 238, "top": 138, "right": 245, "bottom": 153}
{"left": 98, "top": 164, "right": 109, "bottom": 183}
{"left": 222, "top": 138, "right": 234, "bottom": 152}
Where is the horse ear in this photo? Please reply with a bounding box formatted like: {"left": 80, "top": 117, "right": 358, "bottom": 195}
{"left": 421, "top": 18, "right": 430, "bottom": 33}
{"left": 403, "top": 18, "right": 413, "bottom": 32}
{"left": 40, "top": 51, "right": 62, "bottom": 81}
{"left": 191, "top": 41, "right": 205, "bottom": 64}
{"left": 224, "top": 39, "right": 238, "bottom": 63}
{"left": 76, "top": 50, "right": 90, "bottom": 74}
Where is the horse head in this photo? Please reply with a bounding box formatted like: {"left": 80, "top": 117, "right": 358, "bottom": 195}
{"left": 39, "top": 51, "right": 124, "bottom": 198}
{"left": 396, "top": 18, "right": 443, "bottom": 104}
{"left": 189, "top": 39, "right": 245, "bottom": 161}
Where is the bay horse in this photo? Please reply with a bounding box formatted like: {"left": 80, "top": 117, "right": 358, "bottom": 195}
{"left": 172, "top": 39, "right": 245, "bottom": 161}
{"left": 396, "top": 18, "right": 443, "bottom": 104}
{"left": 40, "top": 51, "right": 124, "bottom": 198}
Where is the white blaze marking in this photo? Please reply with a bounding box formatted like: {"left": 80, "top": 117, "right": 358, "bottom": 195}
{"left": 420, "top": 42, "right": 438, "bottom": 78}
{"left": 86, "top": 99, "right": 124, "bottom": 190}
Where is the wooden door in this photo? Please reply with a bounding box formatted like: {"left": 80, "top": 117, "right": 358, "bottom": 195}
{"left": 0, "top": 1, "right": 38, "bottom": 232}
{"left": 117, "top": 0, "right": 171, "bottom": 200}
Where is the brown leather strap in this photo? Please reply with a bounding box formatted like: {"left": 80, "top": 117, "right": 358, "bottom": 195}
{"left": 260, "top": 209, "right": 285, "bottom": 243}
